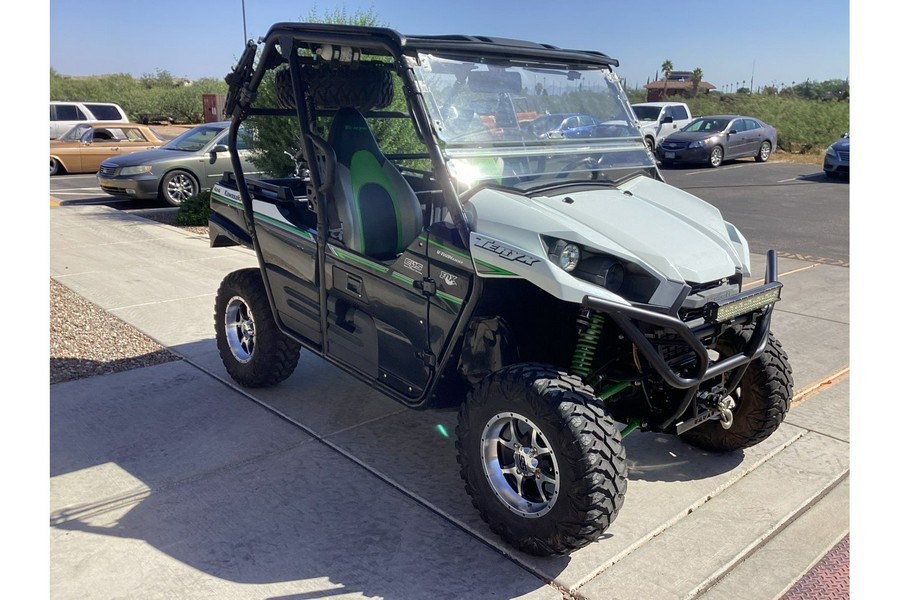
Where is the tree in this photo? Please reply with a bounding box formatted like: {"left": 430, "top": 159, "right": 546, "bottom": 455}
{"left": 690, "top": 68, "right": 703, "bottom": 97}
{"left": 661, "top": 59, "right": 673, "bottom": 97}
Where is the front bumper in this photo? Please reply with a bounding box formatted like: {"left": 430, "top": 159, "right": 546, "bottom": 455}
{"left": 97, "top": 174, "right": 161, "bottom": 199}
{"left": 656, "top": 146, "right": 710, "bottom": 164}
{"left": 583, "top": 249, "right": 781, "bottom": 430}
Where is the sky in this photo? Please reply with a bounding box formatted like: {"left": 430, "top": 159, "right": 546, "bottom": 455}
{"left": 47, "top": 0, "right": 852, "bottom": 92}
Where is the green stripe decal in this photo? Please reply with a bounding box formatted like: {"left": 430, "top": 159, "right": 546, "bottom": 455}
{"left": 391, "top": 272, "right": 415, "bottom": 285}
{"left": 436, "top": 291, "right": 463, "bottom": 305}
{"left": 331, "top": 246, "right": 390, "bottom": 273}
{"left": 474, "top": 259, "right": 516, "bottom": 276}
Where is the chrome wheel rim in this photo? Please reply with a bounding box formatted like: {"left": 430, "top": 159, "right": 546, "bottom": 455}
{"left": 760, "top": 143, "right": 770, "bottom": 160}
{"left": 165, "top": 173, "right": 196, "bottom": 204}
{"left": 710, "top": 148, "right": 723, "bottom": 167}
{"left": 481, "top": 411, "right": 560, "bottom": 518}
{"left": 224, "top": 295, "right": 255, "bottom": 363}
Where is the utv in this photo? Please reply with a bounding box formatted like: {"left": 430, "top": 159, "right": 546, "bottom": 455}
{"left": 209, "top": 22, "right": 793, "bottom": 557}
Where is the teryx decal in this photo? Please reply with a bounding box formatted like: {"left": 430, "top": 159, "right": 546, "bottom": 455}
{"left": 473, "top": 236, "right": 541, "bottom": 266}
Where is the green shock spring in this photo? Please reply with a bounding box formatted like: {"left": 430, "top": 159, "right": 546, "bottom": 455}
{"left": 570, "top": 310, "right": 605, "bottom": 381}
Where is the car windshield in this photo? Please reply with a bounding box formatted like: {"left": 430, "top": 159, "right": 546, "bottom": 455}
{"left": 59, "top": 123, "right": 93, "bottom": 142}
{"left": 413, "top": 53, "right": 656, "bottom": 192}
{"left": 682, "top": 118, "right": 729, "bottom": 133}
{"left": 163, "top": 125, "right": 225, "bottom": 152}
{"left": 632, "top": 106, "right": 662, "bottom": 121}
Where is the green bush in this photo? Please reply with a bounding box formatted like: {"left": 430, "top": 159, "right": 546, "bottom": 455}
{"left": 176, "top": 191, "right": 211, "bottom": 226}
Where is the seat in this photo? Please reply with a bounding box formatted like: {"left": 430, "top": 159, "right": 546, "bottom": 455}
{"left": 327, "top": 107, "right": 422, "bottom": 260}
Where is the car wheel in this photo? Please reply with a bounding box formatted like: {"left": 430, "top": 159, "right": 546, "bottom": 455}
{"left": 456, "top": 363, "right": 627, "bottom": 556}
{"left": 755, "top": 141, "right": 772, "bottom": 163}
{"left": 708, "top": 146, "right": 724, "bottom": 168}
{"left": 160, "top": 169, "right": 199, "bottom": 207}
{"left": 50, "top": 157, "right": 64, "bottom": 176}
{"left": 644, "top": 136, "right": 654, "bottom": 152}
{"left": 214, "top": 268, "right": 302, "bottom": 387}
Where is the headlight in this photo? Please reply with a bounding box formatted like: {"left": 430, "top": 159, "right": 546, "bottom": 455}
{"left": 119, "top": 165, "right": 153, "bottom": 176}
{"left": 688, "top": 139, "right": 710, "bottom": 149}
{"left": 825, "top": 146, "right": 837, "bottom": 157}
{"left": 548, "top": 240, "right": 581, "bottom": 272}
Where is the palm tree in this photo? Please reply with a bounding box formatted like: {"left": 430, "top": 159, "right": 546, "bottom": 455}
{"left": 690, "top": 67, "right": 703, "bottom": 97}
{"left": 661, "top": 59, "right": 673, "bottom": 98}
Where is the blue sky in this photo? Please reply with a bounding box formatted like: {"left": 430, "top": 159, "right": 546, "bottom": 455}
{"left": 48, "top": 0, "right": 851, "bottom": 91}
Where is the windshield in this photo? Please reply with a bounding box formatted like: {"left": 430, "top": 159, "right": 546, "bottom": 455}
{"left": 59, "top": 123, "right": 93, "bottom": 142}
{"left": 632, "top": 106, "right": 662, "bottom": 121}
{"left": 163, "top": 125, "right": 226, "bottom": 151}
{"left": 682, "top": 118, "right": 730, "bottom": 133}
{"left": 413, "top": 53, "right": 657, "bottom": 192}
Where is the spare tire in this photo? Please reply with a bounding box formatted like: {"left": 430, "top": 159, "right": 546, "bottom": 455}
{"left": 275, "top": 64, "right": 394, "bottom": 112}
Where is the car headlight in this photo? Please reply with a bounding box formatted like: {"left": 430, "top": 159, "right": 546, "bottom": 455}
{"left": 825, "top": 146, "right": 837, "bottom": 157}
{"left": 548, "top": 239, "right": 581, "bottom": 272}
{"left": 119, "top": 165, "right": 153, "bottom": 176}
{"left": 688, "top": 139, "right": 710, "bottom": 149}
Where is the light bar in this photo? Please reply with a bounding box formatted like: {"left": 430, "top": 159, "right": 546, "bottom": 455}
{"left": 705, "top": 283, "right": 782, "bottom": 323}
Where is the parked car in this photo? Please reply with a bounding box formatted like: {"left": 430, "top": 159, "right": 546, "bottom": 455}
{"left": 631, "top": 102, "right": 694, "bottom": 151}
{"left": 526, "top": 113, "right": 607, "bottom": 139}
{"left": 50, "top": 101, "right": 129, "bottom": 139}
{"left": 50, "top": 122, "right": 165, "bottom": 175}
{"left": 656, "top": 115, "right": 777, "bottom": 168}
{"left": 823, "top": 133, "right": 849, "bottom": 178}
{"left": 97, "top": 121, "right": 263, "bottom": 206}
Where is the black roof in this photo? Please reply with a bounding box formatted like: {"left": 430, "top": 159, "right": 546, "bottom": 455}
{"left": 261, "top": 22, "right": 619, "bottom": 68}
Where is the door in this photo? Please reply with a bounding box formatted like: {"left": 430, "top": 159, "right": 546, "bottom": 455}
{"left": 324, "top": 244, "right": 434, "bottom": 399}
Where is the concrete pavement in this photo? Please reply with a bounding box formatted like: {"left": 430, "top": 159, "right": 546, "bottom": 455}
{"left": 49, "top": 204, "right": 850, "bottom": 599}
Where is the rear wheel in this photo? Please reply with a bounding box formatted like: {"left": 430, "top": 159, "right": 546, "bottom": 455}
{"left": 679, "top": 326, "right": 793, "bottom": 452}
{"left": 457, "top": 364, "right": 627, "bottom": 556}
{"left": 50, "top": 157, "right": 64, "bottom": 176}
{"left": 755, "top": 141, "right": 772, "bottom": 162}
{"left": 708, "top": 146, "right": 724, "bottom": 168}
{"left": 644, "top": 136, "right": 655, "bottom": 152}
{"left": 160, "top": 169, "right": 199, "bottom": 207}
{"left": 215, "top": 269, "right": 301, "bottom": 387}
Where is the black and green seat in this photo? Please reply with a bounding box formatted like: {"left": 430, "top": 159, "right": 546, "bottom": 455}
{"left": 328, "top": 107, "right": 422, "bottom": 261}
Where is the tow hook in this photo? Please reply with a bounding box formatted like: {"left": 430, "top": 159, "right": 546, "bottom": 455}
{"left": 717, "top": 397, "right": 736, "bottom": 429}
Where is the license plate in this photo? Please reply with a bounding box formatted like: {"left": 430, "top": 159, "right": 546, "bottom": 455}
{"left": 665, "top": 152, "right": 675, "bottom": 159}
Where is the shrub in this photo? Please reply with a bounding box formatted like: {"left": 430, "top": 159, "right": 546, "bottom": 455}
{"left": 176, "top": 191, "right": 211, "bottom": 226}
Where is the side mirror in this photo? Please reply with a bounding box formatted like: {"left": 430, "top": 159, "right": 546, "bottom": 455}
{"left": 661, "top": 116, "right": 674, "bottom": 124}
{"left": 211, "top": 144, "right": 228, "bottom": 153}
{"left": 728, "top": 129, "right": 738, "bottom": 135}
{"left": 841, "top": 132, "right": 849, "bottom": 138}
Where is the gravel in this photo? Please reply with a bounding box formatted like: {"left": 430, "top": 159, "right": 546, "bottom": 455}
{"left": 49, "top": 214, "right": 208, "bottom": 385}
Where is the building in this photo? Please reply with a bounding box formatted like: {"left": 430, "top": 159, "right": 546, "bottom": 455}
{"left": 644, "top": 71, "right": 715, "bottom": 101}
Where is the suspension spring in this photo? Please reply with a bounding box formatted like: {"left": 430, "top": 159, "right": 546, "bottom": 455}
{"left": 570, "top": 310, "right": 605, "bottom": 381}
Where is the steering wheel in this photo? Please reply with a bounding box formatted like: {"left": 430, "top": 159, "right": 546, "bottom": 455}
{"left": 557, "top": 155, "right": 604, "bottom": 180}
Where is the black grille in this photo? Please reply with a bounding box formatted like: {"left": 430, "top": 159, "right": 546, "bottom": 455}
{"left": 660, "top": 140, "right": 688, "bottom": 150}
{"left": 98, "top": 165, "right": 118, "bottom": 176}
{"left": 837, "top": 150, "right": 849, "bottom": 161}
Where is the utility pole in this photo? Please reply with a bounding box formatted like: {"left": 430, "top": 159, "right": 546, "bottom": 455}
{"left": 749, "top": 60, "right": 755, "bottom": 95}
{"left": 242, "top": 0, "right": 248, "bottom": 43}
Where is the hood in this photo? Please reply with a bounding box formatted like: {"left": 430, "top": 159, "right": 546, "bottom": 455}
{"left": 663, "top": 131, "right": 721, "bottom": 144}
{"left": 100, "top": 146, "right": 197, "bottom": 167}
{"left": 831, "top": 137, "right": 849, "bottom": 152}
{"left": 465, "top": 176, "right": 745, "bottom": 286}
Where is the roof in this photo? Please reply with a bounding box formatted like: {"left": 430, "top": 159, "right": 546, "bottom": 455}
{"left": 262, "top": 22, "right": 620, "bottom": 68}
{"left": 645, "top": 79, "right": 716, "bottom": 91}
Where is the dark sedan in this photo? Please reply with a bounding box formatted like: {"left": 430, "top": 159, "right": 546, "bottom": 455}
{"left": 823, "top": 133, "right": 849, "bottom": 178}
{"left": 96, "top": 122, "right": 263, "bottom": 206}
{"left": 656, "top": 115, "right": 777, "bottom": 168}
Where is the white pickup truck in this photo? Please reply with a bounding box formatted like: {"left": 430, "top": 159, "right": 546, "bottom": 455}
{"left": 631, "top": 102, "right": 693, "bottom": 152}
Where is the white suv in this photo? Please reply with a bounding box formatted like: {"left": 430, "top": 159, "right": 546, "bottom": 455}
{"left": 50, "top": 101, "right": 129, "bottom": 139}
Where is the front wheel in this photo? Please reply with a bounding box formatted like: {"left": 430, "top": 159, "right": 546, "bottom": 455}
{"left": 214, "top": 268, "right": 301, "bottom": 387}
{"left": 456, "top": 364, "right": 628, "bottom": 556}
{"left": 679, "top": 326, "right": 793, "bottom": 452}
{"left": 755, "top": 140, "right": 772, "bottom": 162}
{"left": 50, "top": 157, "right": 64, "bottom": 176}
{"left": 159, "top": 169, "right": 199, "bottom": 206}
{"left": 708, "top": 145, "right": 724, "bottom": 168}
